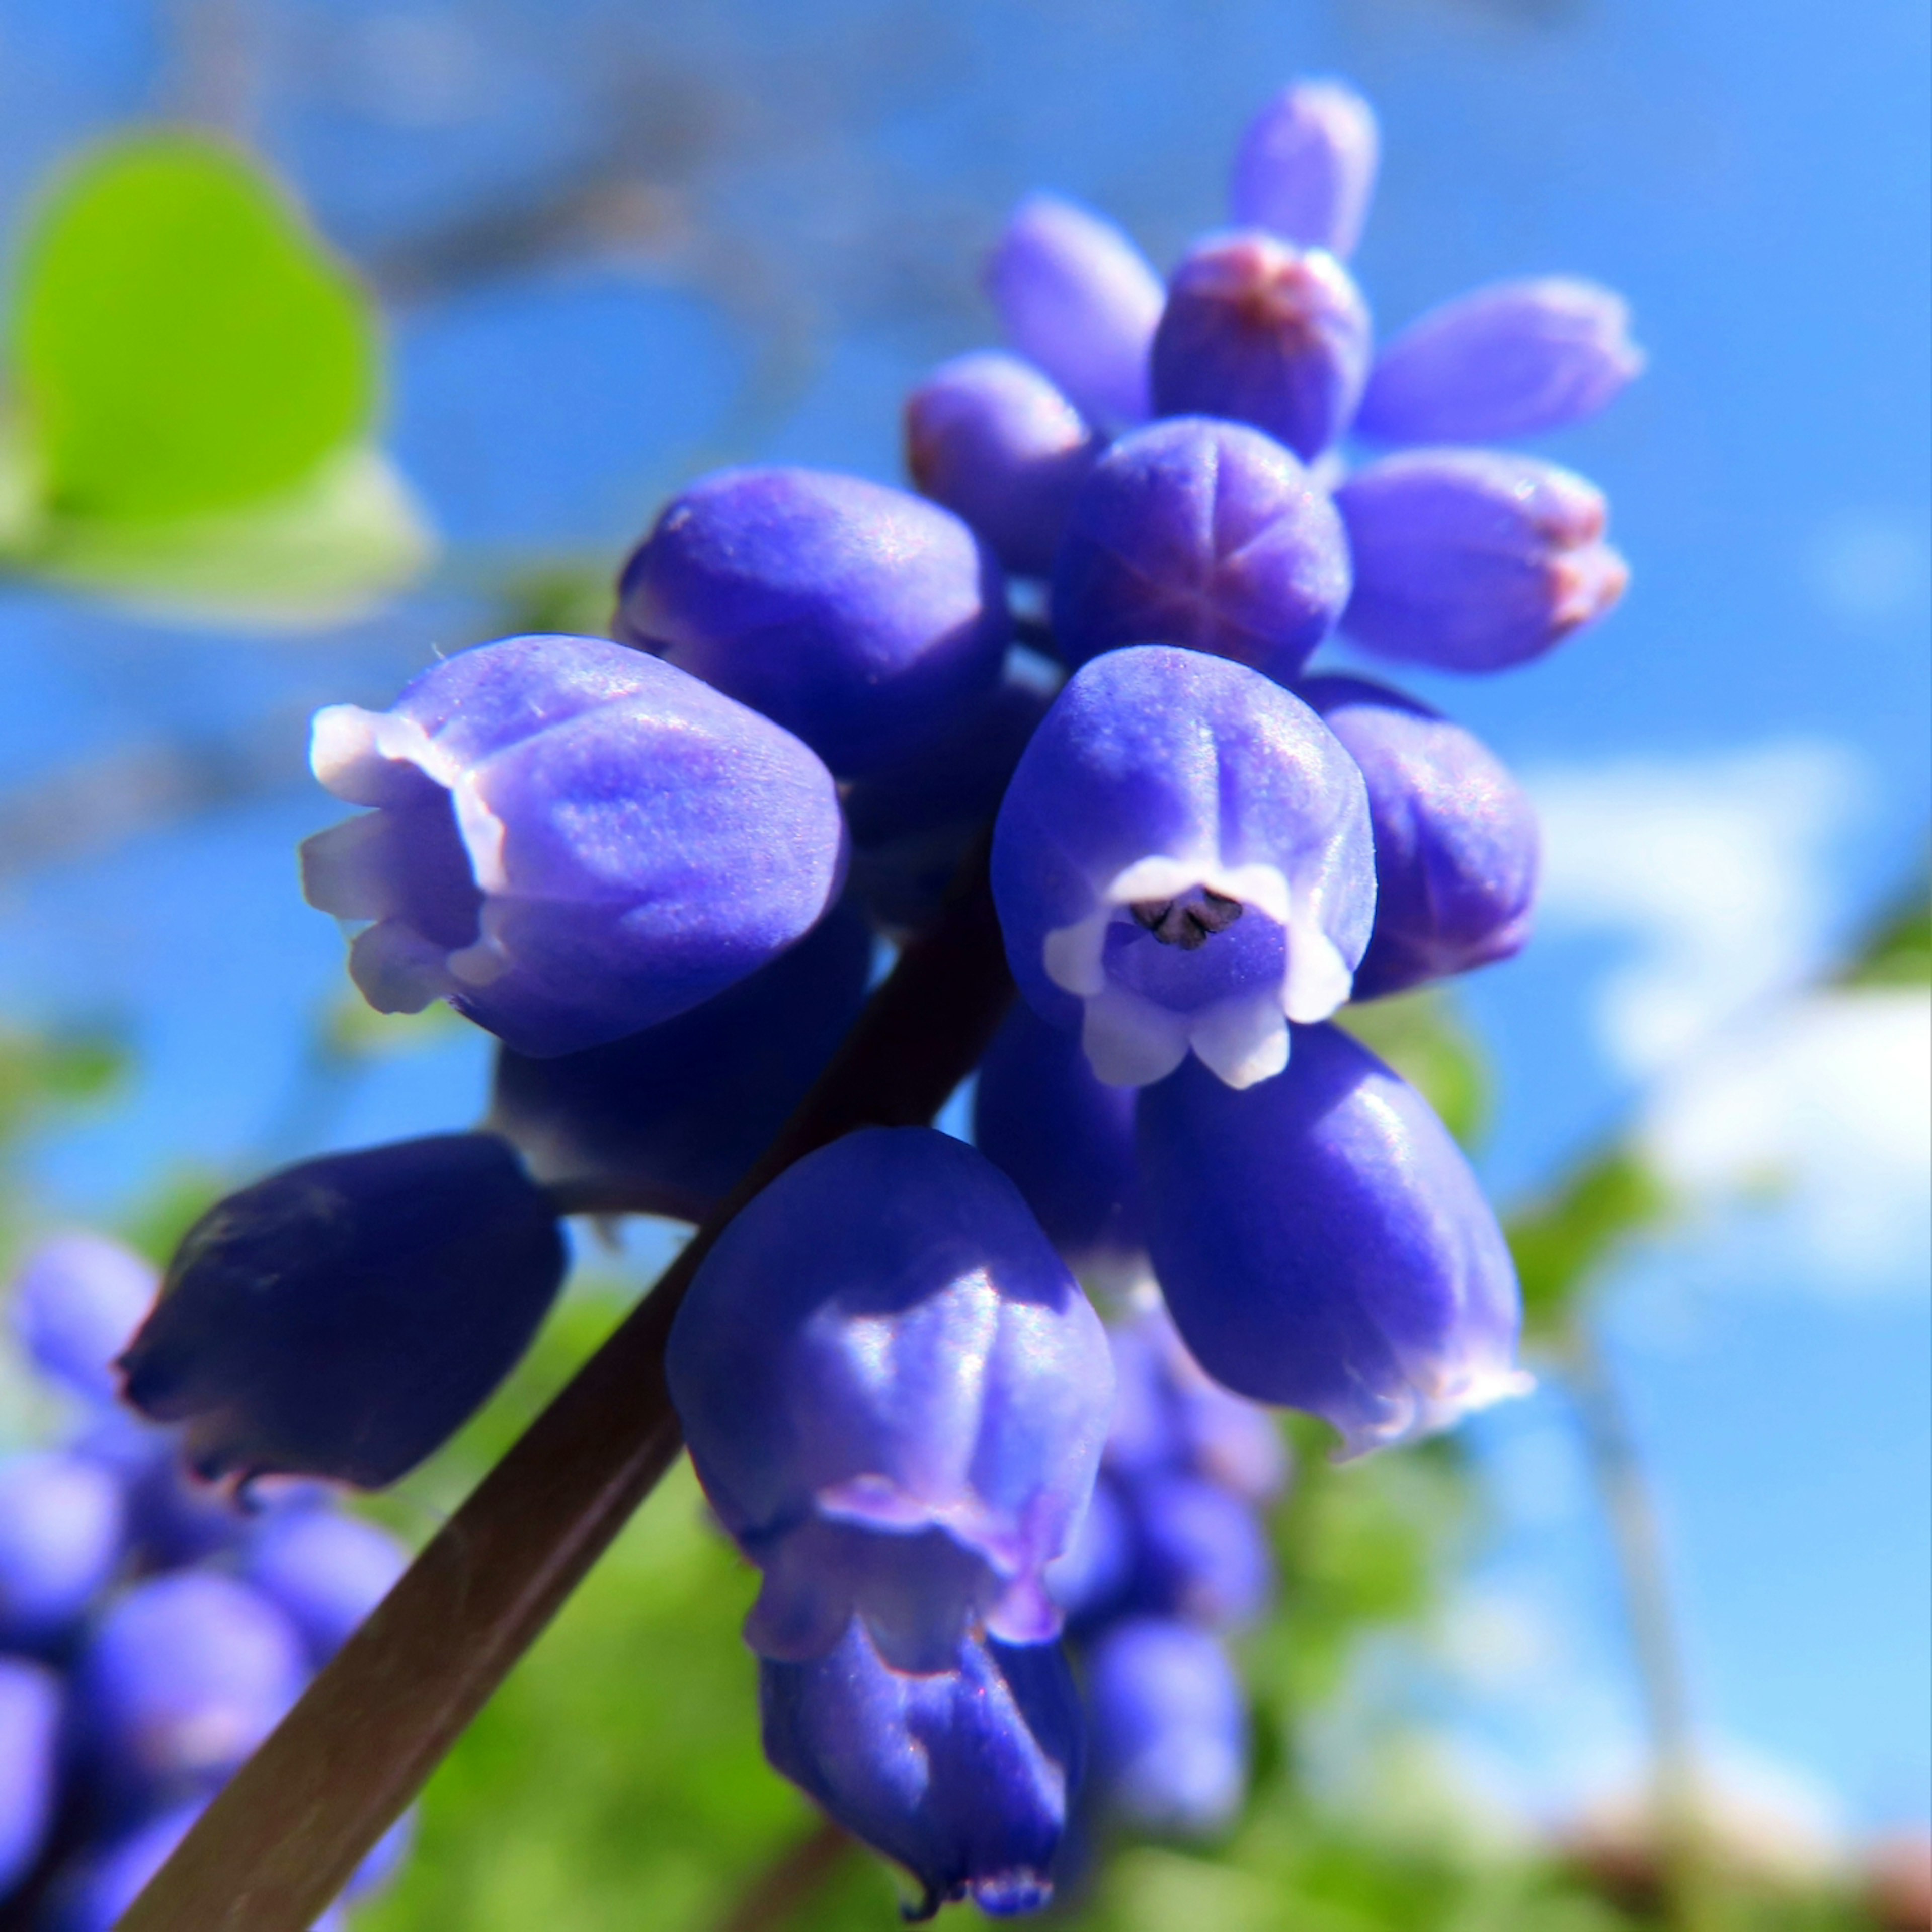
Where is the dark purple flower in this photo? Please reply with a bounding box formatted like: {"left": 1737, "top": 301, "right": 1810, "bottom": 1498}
{"left": 1300, "top": 674, "right": 1539, "bottom": 997}
{"left": 761, "top": 1617, "right": 1081, "bottom": 1919}
{"left": 1335, "top": 449, "right": 1628, "bottom": 672}
{"left": 985, "top": 193, "right": 1164, "bottom": 430}
{"left": 490, "top": 896, "right": 873, "bottom": 1221}
{"left": 120, "top": 1133, "right": 567, "bottom": 1489}
{"left": 302, "top": 633, "right": 847, "bottom": 1057}
{"left": 973, "top": 1000, "right": 1143, "bottom": 1274}
{"left": 0, "top": 1451, "right": 125, "bottom": 1652}
{"left": 240, "top": 1508, "right": 410, "bottom": 1666}
{"left": 905, "top": 350, "right": 1102, "bottom": 577}
{"left": 1150, "top": 232, "right": 1372, "bottom": 463}
{"left": 1355, "top": 277, "right": 1644, "bottom": 445}
{"left": 614, "top": 467, "right": 1010, "bottom": 778}
{"left": 1085, "top": 1617, "right": 1247, "bottom": 1836}
{"left": 991, "top": 646, "right": 1374, "bottom": 1090}
{"left": 1228, "top": 78, "right": 1380, "bottom": 259}
{"left": 73, "top": 1572, "right": 307, "bottom": 1810}
{"left": 9, "top": 1233, "right": 155, "bottom": 1408}
{"left": 1138, "top": 1025, "right": 1528, "bottom": 1454}
{"left": 668, "top": 1128, "right": 1111, "bottom": 1672}
{"left": 1049, "top": 417, "right": 1351, "bottom": 678}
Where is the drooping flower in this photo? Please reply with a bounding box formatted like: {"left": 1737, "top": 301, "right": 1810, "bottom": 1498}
{"left": 991, "top": 645, "right": 1375, "bottom": 1089}
{"left": 667, "top": 1127, "right": 1112, "bottom": 1673}
{"left": 9, "top": 1233, "right": 156, "bottom": 1408}
{"left": 0, "top": 1451, "right": 126, "bottom": 1652}
{"left": 301, "top": 633, "right": 847, "bottom": 1057}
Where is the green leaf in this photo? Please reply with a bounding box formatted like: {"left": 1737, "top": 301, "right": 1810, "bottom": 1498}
{"left": 1837, "top": 859, "right": 1931, "bottom": 987}
{"left": 11, "top": 133, "right": 377, "bottom": 524}
{"left": 1335, "top": 991, "right": 1491, "bottom": 1149}
{"left": 21, "top": 445, "right": 432, "bottom": 628}
{"left": 0, "top": 1024, "right": 125, "bottom": 1148}
{"left": 1506, "top": 1147, "right": 1674, "bottom": 1334}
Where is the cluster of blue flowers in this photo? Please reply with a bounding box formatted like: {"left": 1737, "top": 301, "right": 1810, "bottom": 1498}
{"left": 0, "top": 1235, "right": 412, "bottom": 1927}
{"left": 106, "top": 77, "right": 1637, "bottom": 1919}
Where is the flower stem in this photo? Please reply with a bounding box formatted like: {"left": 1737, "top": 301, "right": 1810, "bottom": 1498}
{"left": 118, "top": 848, "right": 1014, "bottom": 1932}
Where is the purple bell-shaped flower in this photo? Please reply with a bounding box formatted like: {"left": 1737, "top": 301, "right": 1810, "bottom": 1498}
{"left": 301, "top": 633, "right": 847, "bottom": 1057}
{"left": 1138, "top": 1024, "right": 1528, "bottom": 1454}
{"left": 0, "top": 1451, "right": 126, "bottom": 1652}
{"left": 9, "top": 1233, "right": 155, "bottom": 1408}
{"left": 240, "top": 1508, "right": 410, "bottom": 1667}
{"left": 991, "top": 646, "right": 1375, "bottom": 1090}
{"left": 614, "top": 467, "right": 1010, "bottom": 778}
{"left": 1049, "top": 416, "right": 1351, "bottom": 678}
{"left": 761, "top": 1617, "right": 1082, "bottom": 1920}
{"left": 1300, "top": 673, "right": 1540, "bottom": 998}
{"left": 0, "top": 1657, "right": 61, "bottom": 1897}
{"left": 668, "top": 1127, "right": 1112, "bottom": 1673}
{"left": 120, "top": 1133, "right": 567, "bottom": 1489}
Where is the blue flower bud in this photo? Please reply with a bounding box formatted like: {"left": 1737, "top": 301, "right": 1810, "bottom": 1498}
{"left": 1335, "top": 449, "right": 1628, "bottom": 672}
{"left": 973, "top": 1000, "right": 1143, "bottom": 1273}
{"left": 0, "top": 1451, "right": 125, "bottom": 1651}
{"left": 991, "top": 646, "right": 1375, "bottom": 1091}
{"left": 1048, "top": 417, "right": 1351, "bottom": 679}
{"left": 0, "top": 1658, "right": 61, "bottom": 1896}
{"left": 9, "top": 1233, "right": 155, "bottom": 1407}
{"left": 120, "top": 1133, "right": 567, "bottom": 1489}
{"left": 491, "top": 898, "right": 873, "bottom": 1221}
{"left": 240, "top": 1508, "right": 409, "bottom": 1667}
{"left": 985, "top": 193, "right": 1164, "bottom": 431}
{"left": 1044, "top": 1472, "right": 1133, "bottom": 1627}
{"left": 1228, "top": 79, "right": 1380, "bottom": 260}
{"left": 1150, "top": 232, "right": 1372, "bottom": 463}
{"left": 1300, "top": 674, "right": 1539, "bottom": 998}
{"left": 668, "top": 1128, "right": 1112, "bottom": 1672}
{"left": 906, "top": 351, "right": 1103, "bottom": 577}
{"left": 74, "top": 1572, "right": 307, "bottom": 1811}
{"left": 760, "top": 1617, "right": 1081, "bottom": 1919}
{"left": 302, "top": 634, "right": 847, "bottom": 1057}
{"left": 844, "top": 673, "right": 1051, "bottom": 934}
{"left": 1121, "top": 1472, "right": 1272, "bottom": 1630}
{"left": 1138, "top": 1025, "right": 1528, "bottom": 1455}
{"left": 1355, "top": 277, "right": 1643, "bottom": 445}
{"left": 1085, "top": 1618, "right": 1247, "bottom": 1837}
{"left": 42, "top": 1804, "right": 348, "bottom": 1932}
{"left": 615, "top": 467, "right": 1010, "bottom": 778}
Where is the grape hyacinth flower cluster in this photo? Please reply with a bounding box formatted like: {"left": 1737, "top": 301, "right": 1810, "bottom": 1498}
{"left": 116, "top": 74, "right": 1637, "bottom": 1921}
{"left": 0, "top": 1235, "right": 414, "bottom": 1927}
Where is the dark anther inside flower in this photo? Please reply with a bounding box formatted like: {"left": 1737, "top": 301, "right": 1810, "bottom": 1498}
{"left": 1129, "top": 887, "right": 1246, "bottom": 951}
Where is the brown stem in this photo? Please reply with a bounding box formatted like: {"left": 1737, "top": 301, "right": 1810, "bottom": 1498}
{"left": 118, "top": 850, "right": 1014, "bottom": 1932}
{"left": 709, "top": 1817, "right": 853, "bottom": 1932}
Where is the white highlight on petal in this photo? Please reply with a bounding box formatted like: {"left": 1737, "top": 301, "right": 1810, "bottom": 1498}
{"left": 310, "top": 706, "right": 453, "bottom": 806}
{"left": 1044, "top": 851, "right": 1349, "bottom": 1089}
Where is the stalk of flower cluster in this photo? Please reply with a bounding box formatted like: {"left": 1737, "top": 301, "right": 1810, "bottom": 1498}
{"left": 117, "top": 845, "right": 1015, "bottom": 1932}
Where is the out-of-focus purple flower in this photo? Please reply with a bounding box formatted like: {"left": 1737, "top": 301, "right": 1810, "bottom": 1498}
{"left": 490, "top": 897, "right": 873, "bottom": 1221}
{"left": 1355, "top": 278, "right": 1644, "bottom": 445}
{"left": 985, "top": 193, "right": 1164, "bottom": 430}
{"left": 844, "top": 673, "right": 1051, "bottom": 934}
{"left": 906, "top": 351, "right": 1103, "bottom": 577}
{"left": 0, "top": 1657, "right": 61, "bottom": 1896}
{"left": 991, "top": 646, "right": 1374, "bottom": 1091}
{"left": 73, "top": 1572, "right": 307, "bottom": 1811}
{"left": 302, "top": 634, "right": 847, "bottom": 1057}
{"left": 1044, "top": 1472, "right": 1133, "bottom": 1627}
{"left": 120, "top": 1134, "right": 567, "bottom": 1490}
{"left": 1048, "top": 417, "right": 1350, "bottom": 678}
{"left": 614, "top": 468, "right": 1010, "bottom": 778}
{"left": 9, "top": 1233, "right": 155, "bottom": 1408}
{"left": 41, "top": 1802, "right": 348, "bottom": 1932}
{"left": 1123, "top": 1473, "right": 1272, "bottom": 1630}
{"left": 1300, "top": 674, "right": 1539, "bottom": 998}
{"left": 668, "top": 1128, "right": 1112, "bottom": 1673}
{"left": 1150, "top": 233, "right": 1372, "bottom": 463}
{"left": 761, "top": 1617, "right": 1081, "bottom": 1920}
{"left": 240, "top": 1509, "right": 409, "bottom": 1667}
{"left": 1228, "top": 78, "right": 1380, "bottom": 260}
{"left": 1335, "top": 450, "right": 1628, "bottom": 672}
{"left": 0, "top": 1451, "right": 125, "bottom": 1651}
{"left": 1085, "top": 1618, "right": 1247, "bottom": 1837}
{"left": 1138, "top": 1026, "right": 1528, "bottom": 1455}
{"left": 973, "top": 1000, "right": 1143, "bottom": 1274}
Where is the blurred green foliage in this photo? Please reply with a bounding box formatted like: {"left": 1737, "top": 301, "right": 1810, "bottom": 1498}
{"left": 1837, "top": 862, "right": 1931, "bottom": 987}
{"left": 1508, "top": 1150, "right": 1675, "bottom": 1341}
{"left": 1337, "top": 991, "right": 1490, "bottom": 1150}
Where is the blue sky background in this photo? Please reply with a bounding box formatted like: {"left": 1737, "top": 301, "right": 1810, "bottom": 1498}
{"left": 0, "top": 0, "right": 1923, "bottom": 1849}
